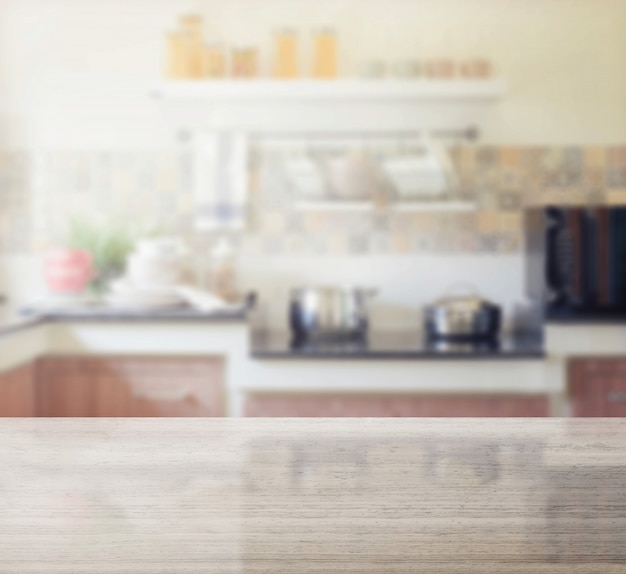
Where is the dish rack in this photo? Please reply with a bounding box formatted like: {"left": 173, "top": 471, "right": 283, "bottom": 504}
{"left": 253, "top": 128, "right": 477, "bottom": 211}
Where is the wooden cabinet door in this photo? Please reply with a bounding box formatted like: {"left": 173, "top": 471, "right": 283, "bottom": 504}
{"left": 37, "top": 356, "right": 225, "bottom": 418}
{"left": 94, "top": 358, "right": 224, "bottom": 417}
{"left": 0, "top": 363, "right": 36, "bottom": 417}
{"left": 569, "top": 358, "right": 626, "bottom": 417}
{"left": 244, "top": 394, "right": 549, "bottom": 417}
{"left": 36, "top": 358, "right": 95, "bottom": 417}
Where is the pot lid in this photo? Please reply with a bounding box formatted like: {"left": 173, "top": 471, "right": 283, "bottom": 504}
{"left": 432, "top": 283, "right": 495, "bottom": 310}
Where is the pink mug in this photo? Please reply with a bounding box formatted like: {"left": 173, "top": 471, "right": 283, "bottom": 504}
{"left": 44, "top": 249, "right": 93, "bottom": 294}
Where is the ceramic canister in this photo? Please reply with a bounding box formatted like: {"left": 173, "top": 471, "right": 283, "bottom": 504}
{"left": 44, "top": 249, "right": 93, "bottom": 294}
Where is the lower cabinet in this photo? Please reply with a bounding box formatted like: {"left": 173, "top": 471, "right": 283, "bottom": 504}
{"left": 36, "top": 357, "right": 225, "bottom": 417}
{"left": 0, "top": 363, "right": 36, "bottom": 417}
{"left": 569, "top": 358, "right": 626, "bottom": 417}
{"left": 244, "top": 394, "right": 550, "bottom": 417}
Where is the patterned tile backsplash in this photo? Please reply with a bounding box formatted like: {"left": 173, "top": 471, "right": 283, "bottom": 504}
{"left": 0, "top": 145, "right": 625, "bottom": 255}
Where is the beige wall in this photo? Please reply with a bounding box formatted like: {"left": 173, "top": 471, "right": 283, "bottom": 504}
{"left": 0, "top": 0, "right": 624, "bottom": 147}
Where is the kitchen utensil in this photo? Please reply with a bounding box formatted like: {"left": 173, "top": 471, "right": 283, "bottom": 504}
{"left": 283, "top": 154, "right": 327, "bottom": 199}
{"left": 424, "top": 283, "right": 502, "bottom": 341}
{"left": 289, "top": 286, "right": 377, "bottom": 340}
{"left": 382, "top": 136, "right": 457, "bottom": 198}
{"left": 325, "top": 150, "right": 381, "bottom": 200}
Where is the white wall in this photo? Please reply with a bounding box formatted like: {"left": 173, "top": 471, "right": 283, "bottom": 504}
{"left": 0, "top": 0, "right": 624, "bottom": 148}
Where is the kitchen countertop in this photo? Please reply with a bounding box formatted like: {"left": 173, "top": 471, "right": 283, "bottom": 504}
{"left": 0, "top": 305, "right": 252, "bottom": 344}
{"left": 251, "top": 330, "right": 546, "bottom": 360}
{"left": 546, "top": 315, "right": 626, "bottom": 325}
{"left": 0, "top": 309, "right": 46, "bottom": 338}
{"left": 21, "top": 305, "right": 251, "bottom": 324}
{"left": 1, "top": 418, "right": 624, "bottom": 572}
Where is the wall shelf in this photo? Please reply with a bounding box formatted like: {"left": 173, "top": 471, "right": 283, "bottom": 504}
{"left": 152, "top": 79, "right": 506, "bottom": 103}
{"left": 392, "top": 200, "right": 477, "bottom": 212}
{"left": 294, "top": 200, "right": 375, "bottom": 212}
{"left": 153, "top": 78, "right": 505, "bottom": 134}
{"left": 293, "top": 200, "right": 477, "bottom": 212}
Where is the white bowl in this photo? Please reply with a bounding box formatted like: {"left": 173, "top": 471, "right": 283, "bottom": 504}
{"left": 136, "top": 238, "right": 187, "bottom": 260}
{"left": 127, "top": 254, "right": 183, "bottom": 288}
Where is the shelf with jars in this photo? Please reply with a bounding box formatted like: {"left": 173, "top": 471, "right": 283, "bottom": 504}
{"left": 160, "top": 14, "right": 506, "bottom": 104}
{"left": 157, "top": 14, "right": 504, "bottom": 226}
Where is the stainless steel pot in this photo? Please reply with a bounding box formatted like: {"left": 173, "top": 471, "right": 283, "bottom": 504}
{"left": 290, "top": 287, "right": 377, "bottom": 340}
{"left": 424, "top": 284, "right": 501, "bottom": 341}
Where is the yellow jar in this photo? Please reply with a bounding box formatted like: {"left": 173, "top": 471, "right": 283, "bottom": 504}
{"left": 165, "top": 31, "right": 192, "bottom": 79}
{"left": 273, "top": 29, "right": 299, "bottom": 79}
{"left": 180, "top": 15, "right": 204, "bottom": 78}
{"left": 202, "top": 44, "right": 227, "bottom": 78}
{"left": 312, "top": 28, "right": 337, "bottom": 79}
{"left": 232, "top": 47, "right": 259, "bottom": 79}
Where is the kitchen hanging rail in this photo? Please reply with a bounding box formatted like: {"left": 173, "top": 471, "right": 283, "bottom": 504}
{"left": 391, "top": 200, "right": 477, "bottom": 213}
{"left": 254, "top": 127, "right": 480, "bottom": 149}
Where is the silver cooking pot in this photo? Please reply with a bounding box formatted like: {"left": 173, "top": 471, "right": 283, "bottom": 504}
{"left": 290, "top": 286, "right": 377, "bottom": 340}
{"left": 424, "top": 284, "right": 502, "bottom": 341}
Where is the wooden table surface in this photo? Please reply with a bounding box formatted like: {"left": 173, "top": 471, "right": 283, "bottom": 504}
{"left": 1, "top": 419, "right": 626, "bottom": 573}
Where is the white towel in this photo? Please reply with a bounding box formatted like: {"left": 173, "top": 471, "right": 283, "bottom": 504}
{"left": 193, "top": 131, "right": 248, "bottom": 231}
{"left": 176, "top": 286, "right": 243, "bottom": 313}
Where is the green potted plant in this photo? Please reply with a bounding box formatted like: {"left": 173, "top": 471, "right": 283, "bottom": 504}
{"left": 65, "top": 218, "right": 136, "bottom": 294}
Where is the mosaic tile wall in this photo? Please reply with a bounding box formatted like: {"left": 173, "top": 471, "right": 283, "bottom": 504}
{"left": 0, "top": 146, "right": 625, "bottom": 255}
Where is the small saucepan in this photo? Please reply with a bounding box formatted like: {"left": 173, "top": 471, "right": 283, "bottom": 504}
{"left": 424, "top": 284, "right": 502, "bottom": 341}
{"left": 290, "top": 286, "right": 377, "bottom": 341}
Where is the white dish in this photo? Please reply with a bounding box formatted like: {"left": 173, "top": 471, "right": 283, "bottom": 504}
{"left": 136, "top": 238, "right": 188, "bottom": 260}
{"left": 105, "top": 296, "right": 187, "bottom": 311}
{"left": 283, "top": 156, "right": 327, "bottom": 199}
{"left": 110, "top": 279, "right": 181, "bottom": 298}
{"left": 106, "top": 288, "right": 186, "bottom": 308}
{"left": 176, "top": 286, "right": 241, "bottom": 313}
{"left": 126, "top": 254, "right": 183, "bottom": 288}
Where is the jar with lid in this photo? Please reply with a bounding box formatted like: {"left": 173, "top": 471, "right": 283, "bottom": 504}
{"left": 231, "top": 46, "right": 259, "bottom": 79}
{"left": 202, "top": 43, "right": 227, "bottom": 78}
{"left": 312, "top": 28, "right": 338, "bottom": 78}
{"left": 166, "top": 31, "right": 193, "bottom": 79}
{"left": 179, "top": 14, "right": 204, "bottom": 78}
{"left": 273, "top": 29, "right": 299, "bottom": 78}
{"left": 208, "top": 237, "right": 239, "bottom": 302}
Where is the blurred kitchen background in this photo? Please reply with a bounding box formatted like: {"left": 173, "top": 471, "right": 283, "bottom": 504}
{"left": 0, "top": 0, "right": 623, "bottom": 417}
{"left": 0, "top": 0, "right": 623, "bottom": 324}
